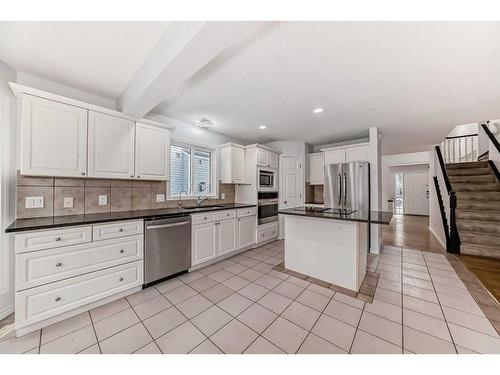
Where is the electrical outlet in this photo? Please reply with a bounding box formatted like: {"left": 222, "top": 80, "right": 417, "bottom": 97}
{"left": 63, "top": 197, "right": 74, "bottom": 208}
{"left": 25, "top": 196, "right": 44, "bottom": 209}
{"left": 156, "top": 194, "right": 165, "bottom": 203}
{"left": 98, "top": 195, "right": 108, "bottom": 206}
{"left": 221, "top": 193, "right": 226, "bottom": 200}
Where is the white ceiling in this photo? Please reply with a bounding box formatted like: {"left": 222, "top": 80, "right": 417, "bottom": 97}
{"left": 153, "top": 22, "right": 500, "bottom": 154}
{"left": 0, "top": 21, "right": 168, "bottom": 98}
{"left": 1, "top": 21, "right": 499, "bottom": 155}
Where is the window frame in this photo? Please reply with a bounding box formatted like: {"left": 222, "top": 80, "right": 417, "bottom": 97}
{"left": 168, "top": 138, "right": 218, "bottom": 200}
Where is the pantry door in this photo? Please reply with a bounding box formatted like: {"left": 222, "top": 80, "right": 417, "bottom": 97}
{"left": 403, "top": 171, "right": 429, "bottom": 215}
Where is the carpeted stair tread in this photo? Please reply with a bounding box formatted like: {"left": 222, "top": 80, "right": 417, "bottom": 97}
{"left": 457, "top": 200, "right": 500, "bottom": 211}
{"left": 460, "top": 231, "right": 500, "bottom": 247}
{"left": 449, "top": 175, "right": 497, "bottom": 183}
{"left": 447, "top": 167, "right": 493, "bottom": 176}
{"left": 456, "top": 210, "right": 500, "bottom": 222}
{"left": 452, "top": 182, "right": 500, "bottom": 192}
{"left": 457, "top": 220, "right": 500, "bottom": 235}
{"left": 456, "top": 192, "right": 500, "bottom": 201}
{"left": 446, "top": 162, "right": 489, "bottom": 170}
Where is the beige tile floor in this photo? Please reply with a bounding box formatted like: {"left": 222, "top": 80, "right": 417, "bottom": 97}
{"left": 1, "top": 241, "right": 500, "bottom": 354}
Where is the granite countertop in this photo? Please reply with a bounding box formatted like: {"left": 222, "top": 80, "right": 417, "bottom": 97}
{"left": 278, "top": 207, "right": 393, "bottom": 225}
{"left": 5, "top": 203, "right": 257, "bottom": 233}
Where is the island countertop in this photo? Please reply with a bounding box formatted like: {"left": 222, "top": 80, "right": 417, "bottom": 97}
{"left": 5, "top": 203, "right": 257, "bottom": 233}
{"left": 278, "top": 207, "right": 393, "bottom": 225}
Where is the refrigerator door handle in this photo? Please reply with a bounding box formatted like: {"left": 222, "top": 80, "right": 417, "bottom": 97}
{"left": 343, "top": 172, "right": 347, "bottom": 208}
{"left": 337, "top": 173, "right": 342, "bottom": 207}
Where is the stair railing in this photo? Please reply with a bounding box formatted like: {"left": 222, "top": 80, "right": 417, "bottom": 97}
{"left": 434, "top": 145, "right": 461, "bottom": 254}
{"left": 480, "top": 122, "right": 500, "bottom": 181}
{"left": 441, "top": 133, "right": 478, "bottom": 164}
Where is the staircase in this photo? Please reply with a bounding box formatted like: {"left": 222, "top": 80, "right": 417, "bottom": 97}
{"left": 447, "top": 161, "right": 500, "bottom": 258}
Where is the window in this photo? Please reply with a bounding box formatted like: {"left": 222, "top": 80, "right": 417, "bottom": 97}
{"left": 169, "top": 141, "right": 216, "bottom": 199}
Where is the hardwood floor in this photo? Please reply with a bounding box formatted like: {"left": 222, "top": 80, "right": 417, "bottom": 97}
{"left": 382, "top": 214, "right": 444, "bottom": 253}
{"left": 460, "top": 255, "right": 500, "bottom": 303}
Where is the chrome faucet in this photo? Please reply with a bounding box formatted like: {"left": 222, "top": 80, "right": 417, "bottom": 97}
{"left": 196, "top": 195, "right": 210, "bottom": 208}
{"left": 178, "top": 190, "right": 188, "bottom": 209}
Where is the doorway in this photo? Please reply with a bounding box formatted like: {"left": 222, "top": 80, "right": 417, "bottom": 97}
{"left": 394, "top": 171, "right": 429, "bottom": 216}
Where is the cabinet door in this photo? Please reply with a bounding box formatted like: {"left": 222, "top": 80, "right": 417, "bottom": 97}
{"left": 324, "top": 149, "right": 345, "bottom": 165}
{"left": 309, "top": 153, "right": 324, "bottom": 185}
{"left": 88, "top": 112, "right": 135, "bottom": 179}
{"left": 237, "top": 215, "right": 255, "bottom": 249}
{"left": 268, "top": 152, "right": 278, "bottom": 168}
{"left": 217, "top": 219, "right": 238, "bottom": 256}
{"left": 21, "top": 95, "right": 88, "bottom": 177}
{"left": 192, "top": 222, "right": 217, "bottom": 266}
{"left": 345, "top": 145, "right": 368, "bottom": 162}
{"left": 135, "top": 123, "right": 170, "bottom": 180}
{"left": 232, "top": 147, "right": 245, "bottom": 182}
{"left": 257, "top": 149, "right": 268, "bottom": 166}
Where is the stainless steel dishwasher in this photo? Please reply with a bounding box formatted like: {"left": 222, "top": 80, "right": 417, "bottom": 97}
{"left": 144, "top": 216, "right": 191, "bottom": 286}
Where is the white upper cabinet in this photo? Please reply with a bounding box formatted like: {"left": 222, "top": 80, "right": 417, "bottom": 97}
{"left": 345, "top": 145, "right": 368, "bottom": 162}
{"left": 308, "top": 153, "right": 325, "bottom": 185}
{"left": 88, "top": 112, "right": 135, "bottom": 179}
{"left": 257, "top": 148, "right": 278, "bottom": 168}
{"left": 324, "top": 148, "right": 345, "bottom": 165}
{"left": 21, "top": 95, "right": 88, "bottom": 177}
{"left": 134, "top": 123, "right": 170, "bottom": 180}
{"left": 219, "top": 143, "right": 245, "bottom": 183}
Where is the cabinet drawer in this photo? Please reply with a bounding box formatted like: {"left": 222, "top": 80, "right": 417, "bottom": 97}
{"left": 15, "top": 226, "right": 92, "bottom": 254}
{"left": 16, "top": 235, "right": 143, "bottom": 291}
{"left": 16, "top": 261, "right": 143, "bottom": 327}
{"left": 257, "top": 223, "right": 278, "bottom": 243}
{"left": 191, "top": 212, "right": 217, "bottom": 225}
{"left": 237, "top": 208, "right": 256, "bottom": 218}
{"left": 216, "top": 210, "right": 236, "bottom": 220}
{"left": 92, "top": 220, "right": 143, "bottom": 241}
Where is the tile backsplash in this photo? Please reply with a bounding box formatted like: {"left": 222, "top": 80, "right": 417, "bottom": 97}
{"left": 16, "top": 171, "right": 236, "bottom": 219}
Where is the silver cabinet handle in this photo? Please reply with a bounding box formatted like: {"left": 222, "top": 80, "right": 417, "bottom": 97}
{"left": 119, "top": 277, "right": 124, "bottom": 282}
{"left": 120, "top": 249, "right": 124, "bottom": 254}
{"left": 146, "top": 221, "right": 190, "bottom": 230}
{"left": 55, "top": 237, "right": 61, "bottom": 241}
{"left": 55, "top": 262, "right": 62, "bottom": 267}
{"left": 55, "top": 297, "right": 61, "bottom": 302}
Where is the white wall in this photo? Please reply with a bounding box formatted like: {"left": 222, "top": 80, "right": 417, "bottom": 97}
{"left": 447, "top": 123, "right": 478, "bottom": 138}
{"left": 0, "top": 61, "right": 17, "bottom": 319}
{"left": 368, "top": 127, "right": 382, "bottom": 253}
{"left": 428, "top": 146, "right": 448, "bottom": 249}
{"left": 381, "top": 151, "right": 430, "bottom": 211}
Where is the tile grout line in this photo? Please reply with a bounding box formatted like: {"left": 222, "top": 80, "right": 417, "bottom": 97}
{"left": 87, "top": 311, "right": 102, "bottom": 354}
{"left": 348, "top": 293, "right": 367, "bottom": 354}
{"left": 124, "top": 294, "right": 161, "bottom": 354}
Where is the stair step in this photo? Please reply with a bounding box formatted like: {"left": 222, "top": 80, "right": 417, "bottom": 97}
{"left": 461, "top": 244, "right": 500, "bottom": 259}
{"left": 457, "top": 220, "right": 500, "bottom": 235}
{"left": 453, "top": 182, "right": 500, "bottom": 192}
{"left": 446, "top": 162, "right": 489, "bottom": 170}
{"left": 456, "top": 192, "right": 500, "bottom": 201}
{"left": 456, "top": 210, "right": 500, "bottom": 222}
{"left": 460, "top": 232, "right": 500, "bottom": 247}
{"left": 457, "top": 201, "right": 500, "bottom": 211}
{"left": 447, "top": 167, "right": 492, "bottom": 176}
{"left": 449, "top": 175, "right": 496, "bottom": 183}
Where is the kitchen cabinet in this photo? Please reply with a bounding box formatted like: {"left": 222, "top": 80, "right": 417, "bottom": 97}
{"left": 237, "top": 215, "right": 256, "bottom": 249}
{"left": 323, "top": 143, "right": 369, "bottom": 165}
{"left": 134, "top": 122, "right": 170, "bottom": 180}
{"left": 345, "top": 145, "right": 368, "bottom": 162}
{"left": 324, "top": 148, "right": 345, "bottom": 165}
{"left": 308, "top": 152, "right": 324, "bottom": 185}
{"left": 257, "top": 148, "right": 279, "bottom": 168}
{"left": 217, "top": 219, "right": 238, "bottom": 256}
{"left": 20, "top": 94, "right": 88, "bottom": 177}
{"left": 191, "top": 221, "right": 218, "bottom": 266}
{"left": 88, "top": 111, "right": 135, "bottom": 179}
{"left": 219, "top": 143, "right": 246, "bottom": 183}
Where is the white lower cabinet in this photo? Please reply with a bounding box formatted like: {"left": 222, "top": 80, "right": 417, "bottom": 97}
{"left": 191, "top": 209, "right": 256, "bottom": 267}
{"left": 257, "top": 221, "right": 279, "bottom": 243}
{"left": 14, "top": 220, "right": 144, "bottom": 334}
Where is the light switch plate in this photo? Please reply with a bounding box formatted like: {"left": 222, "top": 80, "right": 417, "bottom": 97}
{"left": 98, "top": 195, "right": 108, "bottom": 206}
{"left": 25, "top": 196, "right": 44, "bottom": 209}
{"left": 156, "top": 194, "right": 165, "bottom": 203}
{"left": 63, "top": 197, "right": 74, "bottom": 208}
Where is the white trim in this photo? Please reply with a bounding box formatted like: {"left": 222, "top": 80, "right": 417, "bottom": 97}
{"left": 320, "top": 141, "right": 371, "bottom": 152}
{"left": 244, "top": 143, "right": 282, "bottom": 154}
{"left": 0, "top": 304, "right": 13, "bottom": 321}
{"left": 429, "top": 225, "right": 447, "bottom": 250}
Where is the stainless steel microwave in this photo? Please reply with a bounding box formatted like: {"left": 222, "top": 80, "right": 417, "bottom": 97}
{"left": 258, "top": 168, "right": 276, "bottom": 190}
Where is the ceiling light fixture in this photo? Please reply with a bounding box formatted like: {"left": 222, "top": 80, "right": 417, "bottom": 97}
{"left": 259, "top": 125, "right": 267, "bottom": 129}
{"left": 197, "top": 118, "right": 215, "bottom": 129}
{"left": 313, "top": 108, "right": 324, "bottom": 114}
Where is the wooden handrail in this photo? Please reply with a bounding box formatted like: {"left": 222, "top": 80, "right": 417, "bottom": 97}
{"left": 481, "top": 122, "right": 500, "bottom": 154}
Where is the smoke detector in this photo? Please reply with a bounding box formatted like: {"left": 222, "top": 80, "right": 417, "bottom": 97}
{"left": 197, "top": 118, "right": 215, "bottom": 129}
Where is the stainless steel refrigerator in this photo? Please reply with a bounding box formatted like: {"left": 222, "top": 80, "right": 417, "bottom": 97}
{"left": 324, "top": 161, "right": 370, "bottom": 214}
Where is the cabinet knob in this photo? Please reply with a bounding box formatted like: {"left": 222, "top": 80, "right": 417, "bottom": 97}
{"left": 119, "top": 277, "right": 124, "bottom": 282}
{"left": 55, "top": 237, "right": 61, "bottom": 241}
{"left": 81, "top": 172, "right": 86, "bottom": 176}
{"left": 55, "top": 262, "right": 62, "bottom": 267}
{"left": 130, "top": 175, "right": 134, "bottom": 178}
{"left": 55, "top": 297, "right": 61, "bottom": 302}
{"left": 119, "top": 228, "right": 124, "bottom": 232}
{"left": 284, "top": 201, "right": 287, "bottom": 204}
{"left": 137, "top": 176, "right": 141, "bottom": 179}
{"left": 120, "top": 249, "right": 125, "bottom": 254}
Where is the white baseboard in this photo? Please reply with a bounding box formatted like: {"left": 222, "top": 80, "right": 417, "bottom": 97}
{"left": 0, "top": 304, "right": 13, "bottom": 321}
{"left": 429, "top": 226, "right": 446, "bottom": 250}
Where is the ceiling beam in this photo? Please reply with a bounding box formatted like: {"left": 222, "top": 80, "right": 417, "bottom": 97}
{"left": 118, "top": 21, "right": 256, "bottom": 118}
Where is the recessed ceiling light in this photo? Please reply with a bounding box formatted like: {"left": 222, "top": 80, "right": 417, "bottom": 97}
{"left": 259, "top": 125, "right": 267, "bottom": 129}
{"left": 313, "top": 108, "right": 324, "bottom": 114}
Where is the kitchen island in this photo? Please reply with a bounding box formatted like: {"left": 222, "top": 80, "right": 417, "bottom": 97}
{"left": 278, "top": 208, "right": 392, "bottom": 291}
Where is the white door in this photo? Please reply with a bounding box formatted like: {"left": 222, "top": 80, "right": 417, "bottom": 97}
{"left": 237, "top": 215, "right": 256, "bottom": 249}
{"left": 324, "top": 149, "right": 345, "bottom": 165}
{"left": 21, "top": 94, "right": 88, "bottom": 177}
{"left": 135, "top": 123, "right": 170, "bottom": 180}
{"left": 257, "top": 149, "right": 268, "bottom": 166}
{"left": 217, "top": 219, "right": 238, "bottom": 256}
{"left": 281, "top": 156, "right": 302, "bottom": 208}
{"left": 88, "top": 112, "right": 135, "bottom": 179}
{"left": 403, "top": 172, "right": 429, "bottom": 215}
{"left": 232, "top": 147, "right": 245, "bottom": 183}
{"left": 192, "top": 222, "right": 217, "bottom": 266}
{"left": 345, "top": 145, "right": 368, "bottom": 162}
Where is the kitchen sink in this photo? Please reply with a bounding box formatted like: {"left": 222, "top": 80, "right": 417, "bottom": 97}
{"left": 180, "top": 205, "right": 225, "bottom": 211}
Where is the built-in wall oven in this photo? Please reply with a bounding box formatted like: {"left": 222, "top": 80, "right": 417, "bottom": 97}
{"left": 258, "top": 168, "right": 276, "bottom": 190}
{"left": 258, "top": 192, "right": 279, "bottom": 225}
